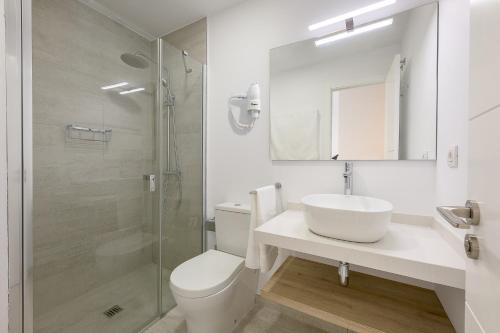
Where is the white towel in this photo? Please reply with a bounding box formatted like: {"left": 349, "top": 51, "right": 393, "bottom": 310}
{"left": 245, "top": 185, "right": 283, "bottom": 273}
{"left": 270, "top": 109, "right": 321, "bottom": 160}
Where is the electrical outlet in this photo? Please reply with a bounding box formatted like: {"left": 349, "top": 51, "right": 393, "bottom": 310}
{"left": 447, "top": 145, "right": 459, "bottom": 168}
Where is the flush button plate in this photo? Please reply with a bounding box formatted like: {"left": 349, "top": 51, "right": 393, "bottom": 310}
{"left": 464, "top": 234, "right": 480, "bottom": 259}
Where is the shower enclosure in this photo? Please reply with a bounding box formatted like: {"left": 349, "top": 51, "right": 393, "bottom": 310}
{"left": 6, "top": 1, "right": 205, "bottom": 332}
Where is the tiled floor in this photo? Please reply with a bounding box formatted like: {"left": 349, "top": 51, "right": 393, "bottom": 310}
{"left": 145, "top": 301, "right": 348, "bottom": 333}
{"left": 233, "top": 304, "right": 345, "bottom": 333}
{"left": 35, "top": 265, "right": 349, "bottom": 333}
{"left": 143, "top": 307, "right": 185, "bottom": 333}
{"left": 35, "top": 264, "right": 175, "bottom": 333}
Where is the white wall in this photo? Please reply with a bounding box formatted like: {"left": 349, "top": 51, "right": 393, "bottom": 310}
{"left": 434, "top": 1, "right": 470, "bottom": 332}
{"left": 435, "top": 0, "right": 469, "bottom": 226}
{"left": 207, "top": 0, "right": 437, "bottom": 218}
{"left": 0, "top": 0, "right": 9, "bottom": 331}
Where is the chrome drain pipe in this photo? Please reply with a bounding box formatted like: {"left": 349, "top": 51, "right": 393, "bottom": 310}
{"left": 338, "top": 262, "right": 350, "bottom": 287}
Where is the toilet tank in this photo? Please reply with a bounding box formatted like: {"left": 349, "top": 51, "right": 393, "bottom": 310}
{"left": 215, "top": 202, "right": 251, "bottom": 257}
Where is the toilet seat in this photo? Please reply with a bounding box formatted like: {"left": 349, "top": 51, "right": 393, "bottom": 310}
{"left": 170, "top": 250, "right": 244, "bottom": 299}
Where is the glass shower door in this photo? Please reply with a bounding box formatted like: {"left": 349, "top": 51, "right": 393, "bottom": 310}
{"left": 30, "top": 2, "right": 206, "bottom": 331}
{"left": 32, "top": 1, "right": 161, "bottom": 332}
{"left": 159, "top": 39, "right": 205, "bottom": 314}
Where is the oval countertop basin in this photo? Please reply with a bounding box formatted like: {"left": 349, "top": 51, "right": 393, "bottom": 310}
{"left": 302, "top": 194, "right": 393, "bottom": 243}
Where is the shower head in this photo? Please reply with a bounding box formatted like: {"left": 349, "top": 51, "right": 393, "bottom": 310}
{"left": 182, "top": 50, "right": 193, "bottom": 74}
{"left": 120, "top": 52, "right": 150, "bottom": 69}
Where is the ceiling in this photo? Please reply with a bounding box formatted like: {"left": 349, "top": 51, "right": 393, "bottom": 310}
{"left": 79, "top": 0, "right": 246, "bottom": 40}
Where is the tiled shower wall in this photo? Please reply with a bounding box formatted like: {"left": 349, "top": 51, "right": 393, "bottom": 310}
{"left": 33, "top": 0, "right": 156, "bottom": 317}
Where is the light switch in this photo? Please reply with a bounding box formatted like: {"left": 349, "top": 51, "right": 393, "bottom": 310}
{"left": 447, "top": 145, "right": 459, "bottom": 168}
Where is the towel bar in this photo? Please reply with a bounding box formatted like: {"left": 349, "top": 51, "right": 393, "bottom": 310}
{"left": 249, "top": 182, "right": 282, "bottom": 195}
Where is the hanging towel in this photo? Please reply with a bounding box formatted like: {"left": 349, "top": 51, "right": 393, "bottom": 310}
{"left": 270, "top": 108, "right": 321, "bottom": 160}
{"left": 245, "top": 184, "right": 283, "bottom": 273}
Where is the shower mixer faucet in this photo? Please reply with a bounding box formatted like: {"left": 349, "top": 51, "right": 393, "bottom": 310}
{"left": 344, "top": 162, "right": 353, "bottom": 195}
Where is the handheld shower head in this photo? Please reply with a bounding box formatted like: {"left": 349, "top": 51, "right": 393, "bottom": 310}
{"left": 182, "top": 50, "right": 193, "bottom": 74}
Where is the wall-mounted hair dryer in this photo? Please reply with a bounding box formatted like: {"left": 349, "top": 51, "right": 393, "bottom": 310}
{"left": 230, "top": 83, "right": 261, "bottom": 129}
{"left": 246, "top": 83, "right": 261, "bottom": 120}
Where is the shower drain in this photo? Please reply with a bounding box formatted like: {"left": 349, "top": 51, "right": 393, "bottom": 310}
{"left": 103, "top": 305, "right": 123, "bottom": 318}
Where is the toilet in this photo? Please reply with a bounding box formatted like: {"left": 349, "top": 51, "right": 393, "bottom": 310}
{"left": 170, "top": 202, "right": 258, "bottom": 333}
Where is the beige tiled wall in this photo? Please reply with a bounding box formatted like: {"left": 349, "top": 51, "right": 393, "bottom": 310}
{"left": 33, "top": 0, "right": 156, "bottom": 317}
{"left": 163, "top": 18, "right": 207, "bottom": 65}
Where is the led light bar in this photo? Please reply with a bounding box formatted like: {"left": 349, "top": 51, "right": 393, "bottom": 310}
{"left": 119, "top": 87, "right": 145, "bottom": 95}
{"left": 315, "top": 18, "right": 394, "bottom": 47}
{"left": 309, "top": 0, "right": 396, "bottom": 31}
{"left": 101, "top": 82, "right": 128, "bottom": 90}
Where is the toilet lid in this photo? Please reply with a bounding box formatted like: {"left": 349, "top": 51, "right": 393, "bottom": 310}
{"left": 170, "top": 250, "right": 245, "bottom": 299}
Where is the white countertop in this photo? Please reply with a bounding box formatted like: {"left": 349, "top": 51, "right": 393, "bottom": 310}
{"left": 254, "top": 208, "right": 465, "bottom": 289}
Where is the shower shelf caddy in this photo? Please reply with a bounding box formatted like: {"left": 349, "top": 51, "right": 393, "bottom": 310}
{"left": 66, "top": 124, "right": 112, "bottom": 142}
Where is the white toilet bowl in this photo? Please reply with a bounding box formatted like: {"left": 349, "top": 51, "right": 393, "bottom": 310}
{"left": 170, "top": 249, "right": 257, "bottom": 333}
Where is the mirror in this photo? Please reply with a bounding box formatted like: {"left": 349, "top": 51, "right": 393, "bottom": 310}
{"left": 270, "top": 3, "right": 438, "bottom": 161}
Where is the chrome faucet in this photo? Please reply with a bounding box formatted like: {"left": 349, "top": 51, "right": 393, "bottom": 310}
{"left": 343, "top": 162, "right": 353, "bottom": 195}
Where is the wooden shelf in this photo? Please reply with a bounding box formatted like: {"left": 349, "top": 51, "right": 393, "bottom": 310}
{"left": 261, "top": 257, "right": 456, "bottom": 333}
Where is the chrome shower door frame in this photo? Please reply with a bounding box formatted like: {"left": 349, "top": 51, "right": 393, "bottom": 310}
{"left": 155, "top": 37, "right": 165, "bottom": 318}
{"left": 5, "top": 0, "right": 32, "bottom": 332}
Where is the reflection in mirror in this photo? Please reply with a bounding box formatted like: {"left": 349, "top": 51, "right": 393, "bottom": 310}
{"left": 270, "top": 3, "right": 438, "bottom": 161}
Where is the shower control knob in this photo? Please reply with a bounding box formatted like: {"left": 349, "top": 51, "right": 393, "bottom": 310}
{"left": 144, "top": 174, "right": 156, "bottom": 192}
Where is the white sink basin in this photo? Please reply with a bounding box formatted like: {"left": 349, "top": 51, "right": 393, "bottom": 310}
{"left": 302, "top": 194, "right": 393, "bottom": 243}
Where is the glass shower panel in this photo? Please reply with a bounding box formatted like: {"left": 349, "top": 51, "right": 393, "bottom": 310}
{"left": 160, "top": 40, "right": 204, "bottom": 314}
{"left": 32, "top": 1, "right": 160, "bottom": 332}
